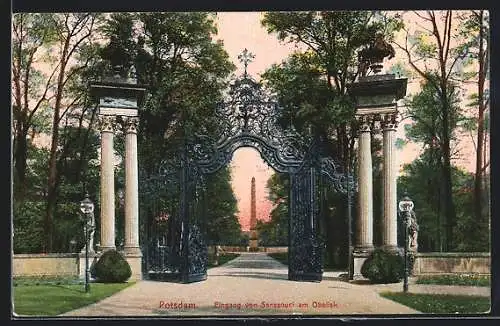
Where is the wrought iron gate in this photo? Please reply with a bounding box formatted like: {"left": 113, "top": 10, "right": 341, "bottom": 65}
{"left": 140, "top": 68, "right": 355, "bottom": 283}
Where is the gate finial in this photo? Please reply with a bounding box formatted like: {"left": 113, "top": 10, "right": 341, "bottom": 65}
{"left": 238, "top": 48, "right": 255, "bottom": 77}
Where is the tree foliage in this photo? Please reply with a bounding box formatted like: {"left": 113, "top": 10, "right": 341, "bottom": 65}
{"left": 12, "top": 12, "right": 239, "bottom": 253}
{"left": 262, "top": 11, "right": 402, "bottom": 165}
{"left": 99, "top": 13, "right": 239, "bottom": 248}
{"left": 205, "top": 168, "right": 241, "bottom": 245}
{"left": 12, "top": 13, "right": 103, "bottom": 252}
{"left": 394, "top": 10, "right": 481, "bottom": 250}
{"left": 398, "top": 151, "right": 487, "bottom": 252}
{"left": 256, "top": 173, "right": 289, "bottom": 246}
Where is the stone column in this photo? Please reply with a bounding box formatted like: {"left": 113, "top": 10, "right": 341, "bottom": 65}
{"left": 382, "top": 113, "right": 398, "bottom": 249}
{"left": 122, "top": 116, "right": 141, "bottom": 255}
{"left": 99, "top": 115, "right": 116, "bottom": 251}
{"left": 355, "top": 116, "right": 374, "bottom": 252}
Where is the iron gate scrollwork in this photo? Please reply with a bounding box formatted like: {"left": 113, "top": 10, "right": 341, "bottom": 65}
{"left": 141, "top": 52, "right": 356, "bottom": 283}
{"left": 140, "top": 144, "right": 209, "bottom": 283}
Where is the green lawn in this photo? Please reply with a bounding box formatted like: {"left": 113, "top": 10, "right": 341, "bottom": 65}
{"left": 13, "top": 282, "right": 134, "bottom": 316}
{"left": 416, "top": 274, "right": 490, "bottom": 287}
{"left": 208, "top": 252, "right": 239, "bottom": 268}
{"left": 380, "top": 292, "right": 490, "bottom": 314}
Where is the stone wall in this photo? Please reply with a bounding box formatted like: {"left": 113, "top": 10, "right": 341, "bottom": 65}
{"left": 13, "top": 252, "right": 142, "bottom": 280}
{"left": 210, "top": 246, "right": 288, "bottom": 254}
{"left": 17, "top": 250, "right": 487, "bottom": 279}
{"left": 413, "top": 252, "right": 490, "bottom": 275}
{"left": 13, "top": 253, "right": 79, "bottom": 277}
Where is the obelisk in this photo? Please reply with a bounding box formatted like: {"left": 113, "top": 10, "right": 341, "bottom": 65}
{"left": 249, "top": 177, "right": 259, "bottom": 249}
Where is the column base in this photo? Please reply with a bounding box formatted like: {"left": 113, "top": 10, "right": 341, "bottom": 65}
{"left": 353, "top": 244, "right": 374, "bottom": 254}
{"left": 123, "top": 246, "right": 142, "bottom": 255}
{"left": 99, "top": 246, "right": 116, "bottom": 252}
{"left": 352, "top": 245, "right": 374, "bottom": 280}
{"left": 122, "top": 249, "right": 143, "bottom": 281}
{"left": 380, "top": 244, "right": 401, "bottom": 253}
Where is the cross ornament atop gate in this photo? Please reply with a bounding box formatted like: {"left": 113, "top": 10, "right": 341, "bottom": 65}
{"left": 237, "top": 48, "right": 255, "bottom": 77}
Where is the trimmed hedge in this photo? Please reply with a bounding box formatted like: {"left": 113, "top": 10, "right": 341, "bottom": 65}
{"left": 361, "top": 248, "right": 405, "bottom": 283}
{"left": 92, "top": 250, "right": 131, "bottom": 283}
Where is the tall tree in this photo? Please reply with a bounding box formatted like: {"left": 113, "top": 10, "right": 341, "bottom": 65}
{"left": 44, "top": 13, "right": 99, "bottom": 252}
{"left": 404, "top": 76, "right": 463, "bottom": 250}
{"left": 261, "top": 11, "right": 402, "bottom": 167}
{"left": 394, "top": 10, "right": 472, "bottom": 250}
{"left": 457, "top": 10, "right": 490, "bottom": 226}
{"left": 12, "top": 14, "right": 58, "bottom": 200}
{"left": 12, "top": 13, "right": 101, "bottom": 252}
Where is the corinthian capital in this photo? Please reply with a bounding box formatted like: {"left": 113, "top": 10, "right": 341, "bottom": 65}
{"left": 381, "top": 112, "right": 398, "bottom": 131}
{"left": 121, "top": 116, "right": 140, "bottom": 134}
{"left": 356, "top": 115, "right": 372, "bottom": 133}
{"left": 98, "top": 115, "right": 117, "bottom": 133}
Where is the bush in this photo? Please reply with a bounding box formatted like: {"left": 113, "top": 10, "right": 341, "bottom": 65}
{"left": 13, "top": 200, "right": 45, "bottom": 253}
{"left": 92, "top": 250, "right": 131, "bottom": 283}
{"left": 361, "top": 248, "right": 405, "bottom": 284}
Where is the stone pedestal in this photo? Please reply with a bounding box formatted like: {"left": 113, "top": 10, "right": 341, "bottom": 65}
{"left": 123, "top": 251, "right": 143, "bottom": 281}
{"left": 352, "top": 251, "right": 371, "bottom": 280}
{"left": 249, "top": 239, "right": 259, "bottom": 249}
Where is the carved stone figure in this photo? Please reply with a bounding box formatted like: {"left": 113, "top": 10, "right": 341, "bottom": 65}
{"left": 408, "top": 210, "right": 419, "bottom": 252}
{"left": 88, "top": 213, "right": 96, "bottom": 253}
{"left": 358, "top": 33, "right": 396, "bottom": 75}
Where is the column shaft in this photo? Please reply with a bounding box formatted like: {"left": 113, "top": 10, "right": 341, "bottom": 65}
{"left": 100, "top": 116, "right": 116, "bottom": 251}
{"left": 382, "top": 114, "right": 398, "bottom": 249}
{"left": 356, "top": 118, "right": 374, "bottom": 251}
{"left": 123, "top": 117, "right": 141, "bottom": 254}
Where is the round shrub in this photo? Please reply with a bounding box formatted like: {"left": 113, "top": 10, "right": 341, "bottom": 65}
{"left": 361, "top": 248, "right": 405, "bottom": 284}
{"left": 93, "top": 250, "right": 132, "bottom": 283}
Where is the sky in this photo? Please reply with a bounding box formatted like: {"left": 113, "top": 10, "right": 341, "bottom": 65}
{"left": 214, "top": 11, "right": 482, "bottom": 231}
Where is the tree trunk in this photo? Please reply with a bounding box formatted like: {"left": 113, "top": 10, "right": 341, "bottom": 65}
{"left": 44, "top": 35, "right": 69, "bottom": 252}
{"left": 474, "top": 10, "right": 486, "bottom": 224}
{"left": 14, "top": 127, "right": 28, "bottom": 200}
{"left": 440, "top": 86, "right": 456, "bottom": 251}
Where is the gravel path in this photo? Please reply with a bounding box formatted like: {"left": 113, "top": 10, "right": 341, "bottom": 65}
{"left": 61, "top": 252, "right": 422, "bottom": 317}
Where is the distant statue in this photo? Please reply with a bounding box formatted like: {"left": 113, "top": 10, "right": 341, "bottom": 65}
{"left": 358, "top": 33, "right": 396, "bottom": 76}
{"left": 88, "top": 213, "right": 96, "bottom": 253}
{"left": 408, "top": 210, "right": 419, "bottom": 252}
{"left": 100, "top": 33, "right": 134, "bottom": 81}
{"left": 80, "top": 213, "right": 96, "bottom": 254}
